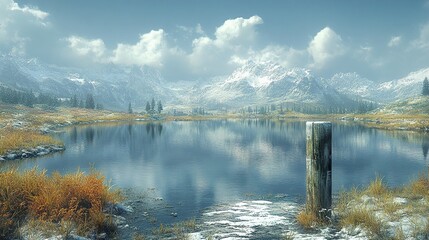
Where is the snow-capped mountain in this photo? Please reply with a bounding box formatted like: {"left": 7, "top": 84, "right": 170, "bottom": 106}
{"left": 0, "top": 54, "right": 173, "bottom": 110}
{"left": 187, "top": 61, "right": 356, "bottom": 108}
{"left": 1, "top": 54, "right": 428, "bottom": 110}
{"left": 323, "top": 69, "right": 429, "bottom": 103}
{"left": 376, "top": 67, "right": 429, "bottom": 102}
{"left": 323, "top": 72, "right": 377, "bottom": 100}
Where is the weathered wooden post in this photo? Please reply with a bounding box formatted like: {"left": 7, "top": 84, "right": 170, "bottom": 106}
{"left": 306, "top": 121, "right": 332, "bottom": 220}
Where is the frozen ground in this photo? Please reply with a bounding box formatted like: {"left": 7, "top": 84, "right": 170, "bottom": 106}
{"left": 187, "top": 199, "right": 368, "bottom": 240}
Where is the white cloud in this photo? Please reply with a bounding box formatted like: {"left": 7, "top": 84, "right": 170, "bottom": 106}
{"left": 195, "top": 23, "right": 204, "bottom": 35}
{"left": 214, "top": 15, "right": 263, "bottom": 46}
{"left": 412, "top": 22, "right": 429, "bottom": 49}
{"left": 188, "top": 15, "right": 263, "bottom": 75}
{"left": 9, "top": 2, "right": 49, "bottom": 21}
{"left": 0, "top": 0, "right": 50, "bottom": 55}
{"left": 307, "top": 27, "right": 345, "bottom": 68}
{"left": 243, "top": 45, "right": 307, "bottom": 68}
{"left": 388, "top": 36, "right": 401, "bottom": 47}
{"left": 67, "top": 36, "right": 106, "bottom": 59}
{"left": 111, "top": 29, "right": 168, "bottom": 67}
{"left": 177, "top": 24, "right": 205, "bottom": 36}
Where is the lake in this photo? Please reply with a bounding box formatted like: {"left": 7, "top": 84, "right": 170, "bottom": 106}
{"left": 8, "top": 119, "right": 429, "bottom": 236}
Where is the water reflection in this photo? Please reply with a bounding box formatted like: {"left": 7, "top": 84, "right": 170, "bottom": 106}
{"left": 10, "top": 120, "right": 428, "bottom": 222}
{"left": 85, "top": 127, "right": 94, "bottom": 144}
{"left": 146, "top": 123, "right": 163, "bottom": 138}
{"left": 423, "top": 137, "right": 429, "bottom": 160}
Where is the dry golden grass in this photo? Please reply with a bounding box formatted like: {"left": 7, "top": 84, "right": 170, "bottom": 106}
{"left": 336, "top": 175, "right": 429, "bottom": 238}
{"left": 0, "top": 104, "right": 147, "bottom": 155}
{"left": 340, "top": 208, "right": 383, "bottom": 236}
{"left": 365, "top": 176, "right": 389, "bottom": 197}
{"left": 296, "top": 210, "right": 319, "bottom": 229}
{"left": 351, "top": 112, "right": 429, "bottom": 131}
{"left": 0, "top": 128, "right": 61, "bottom": 155}
{"left": 0, "top": 168, "right": 122, "bottom": 239}
{"left": 151, "top": 219, "right": 197, "bottom": 239}
{"left": 407, "top": 174, "right": 429, "bottom": 197}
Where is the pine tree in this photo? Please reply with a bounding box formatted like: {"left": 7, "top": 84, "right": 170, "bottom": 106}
{"left": 151, "top": 97, "right": 155, "bottom": 111}
{"left": 157, "top": 100, "right": 163, "bottom": 113}
{"left": 128, "top": 102, "right": 133, "bottom": 114}
{"left": 422, "top": 77, "right": 429, "bottom": 96}
{"left": 85, "top": 93, "right": 95, "bottom": 109}
{"left": 71, "top": 94, "right": 78, "bottom": 107}
{"left": 145, "top": 101, "right": 151, "bottom": 113}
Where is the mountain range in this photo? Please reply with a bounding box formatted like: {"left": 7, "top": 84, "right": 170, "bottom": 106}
{"left": 0, "top": 54, "right": 428, "bottom": 111}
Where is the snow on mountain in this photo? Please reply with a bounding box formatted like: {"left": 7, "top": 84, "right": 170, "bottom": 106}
{"left": 0, "top": 54, "right": 171, "bottom": 110}
{"left": 376, "top": 67, "right": 429, "bottom": 102}
{"left": 1, "top": 54, "right": 429, "bottom": 110}
{"left": 324, "top": 72, "right": 377, "bottom": 99}
{"left": 190, "top": 61, "right": 354, "bottom": 108}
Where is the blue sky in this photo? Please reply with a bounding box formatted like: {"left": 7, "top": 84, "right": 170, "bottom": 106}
{"left": 1, "top": 0, "right": 429, "bottom": 82}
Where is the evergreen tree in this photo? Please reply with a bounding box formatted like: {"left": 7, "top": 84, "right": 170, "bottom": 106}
{"left": 145, "top": 101, "right": 151, "bottom": 113}
{"left": 128, "top": 102, "right": 133, "bottom": 114}
{"left": 96, "top": 103, "right": 104, "bottom": 110}
{"left": 157, "top": 100, "right": 163, "bottom": 113}
{"left": 85, "top": 93, "right": 95, "bottom": 109}
{"left": 422, "top": 77, "right": 429, "bottom": 96}
{"left": 71, "top": 94, "right": 78, "bottom": 107}
{"left": 151, "top": 97, "right": 155, "bottom": 111}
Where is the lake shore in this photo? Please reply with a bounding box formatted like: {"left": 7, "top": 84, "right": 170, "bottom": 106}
{"left": 1, "top": 103, "right": 429, "bottom": 239}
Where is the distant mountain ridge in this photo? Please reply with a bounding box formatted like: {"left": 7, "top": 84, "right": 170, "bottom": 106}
{"left": 0, "top": 54, "right": 428, "bottom": 111}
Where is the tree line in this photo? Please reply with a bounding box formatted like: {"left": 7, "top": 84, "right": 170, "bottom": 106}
{"left": 127, "top": 98, "right": 163, "bottom": 114}
{"left": 0, "top": 87, "right": 103, "bottom": 110}
{"left": 0, "top": 86, "right": 60, "bottom": 107}
{"left": 240, "top": 100, "right": 377, "bottom": 115}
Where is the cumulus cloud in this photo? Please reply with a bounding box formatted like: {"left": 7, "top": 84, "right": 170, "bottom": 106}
{"left": 307, "top": 27, "right": 345, "bottom": 68}
{"left": 67, "top": 36, "right": 106, "bottom": 59}
{"left": 111, "top": 29, "right": 169, "bottom": 67}
{"left": 0, "top": 0, "right": 50, "bottom": 55}
{"left": 188, "top": 15, "right": 263, "bottom": 75}
{"left": 388, "top": 36, "right": 401, "bottom": 47}
{"left": 214, "top": 15, "right": 263, "bottom": 46}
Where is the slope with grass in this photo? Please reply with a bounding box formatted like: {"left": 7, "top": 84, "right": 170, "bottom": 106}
{"left": 297, "top": 175, "right": 429, "bottom": 239}
{"left": 345, "top": 96, "right": 429, "bottom": 131}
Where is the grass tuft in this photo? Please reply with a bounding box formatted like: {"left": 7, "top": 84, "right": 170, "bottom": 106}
{"left": 0, "top": 168, "right": 121, "bottom": 239}
{"left": 340, "top": 208, "right": 383, "bottom": 236}
{"left": 296, "top": 210, "right": 319, "bottom": 229}
{"left": 365, "top": 175, "right": 389, "bottom": 196}
{"left": 152, "top": 219, "right": 197, "bottom": 239}
{"left": 408, "top": 174, "right": 429, "bottom": 197}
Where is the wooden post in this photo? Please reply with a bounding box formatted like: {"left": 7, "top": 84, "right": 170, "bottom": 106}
{"left": 306, "top": 121, "right": 332, "bottom": 220}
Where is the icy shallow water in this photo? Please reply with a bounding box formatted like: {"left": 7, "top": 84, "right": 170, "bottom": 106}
{"left": 116, "top": 190, "right": 368, "bottom": 239}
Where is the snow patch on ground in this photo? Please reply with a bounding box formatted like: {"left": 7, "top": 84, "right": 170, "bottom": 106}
{"left": 191, "top": 199, "right": 369, "bottom": 239}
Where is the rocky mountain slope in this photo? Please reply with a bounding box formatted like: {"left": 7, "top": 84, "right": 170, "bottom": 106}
{"left": 0, "top": 54, "right": 428, "bottom": 111}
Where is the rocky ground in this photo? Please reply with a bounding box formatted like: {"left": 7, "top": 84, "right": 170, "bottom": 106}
{"left": 0, "top": 144, "right": 65, "bottom": 161}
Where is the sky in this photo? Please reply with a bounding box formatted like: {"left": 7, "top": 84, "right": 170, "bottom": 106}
{"left": 1, "top": 0, "right": 429, "bottom": 82}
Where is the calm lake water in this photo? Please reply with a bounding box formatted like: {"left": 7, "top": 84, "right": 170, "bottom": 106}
{"left": 8, "top": 120, "right": 429, "bottom": 230}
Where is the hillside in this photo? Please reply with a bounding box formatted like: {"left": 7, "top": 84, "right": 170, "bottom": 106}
{"left": 0, "top": 54, "right": 428, "bottom": 111}
{"left": 377, "top": 96, "right": 429, "bottom": 114}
